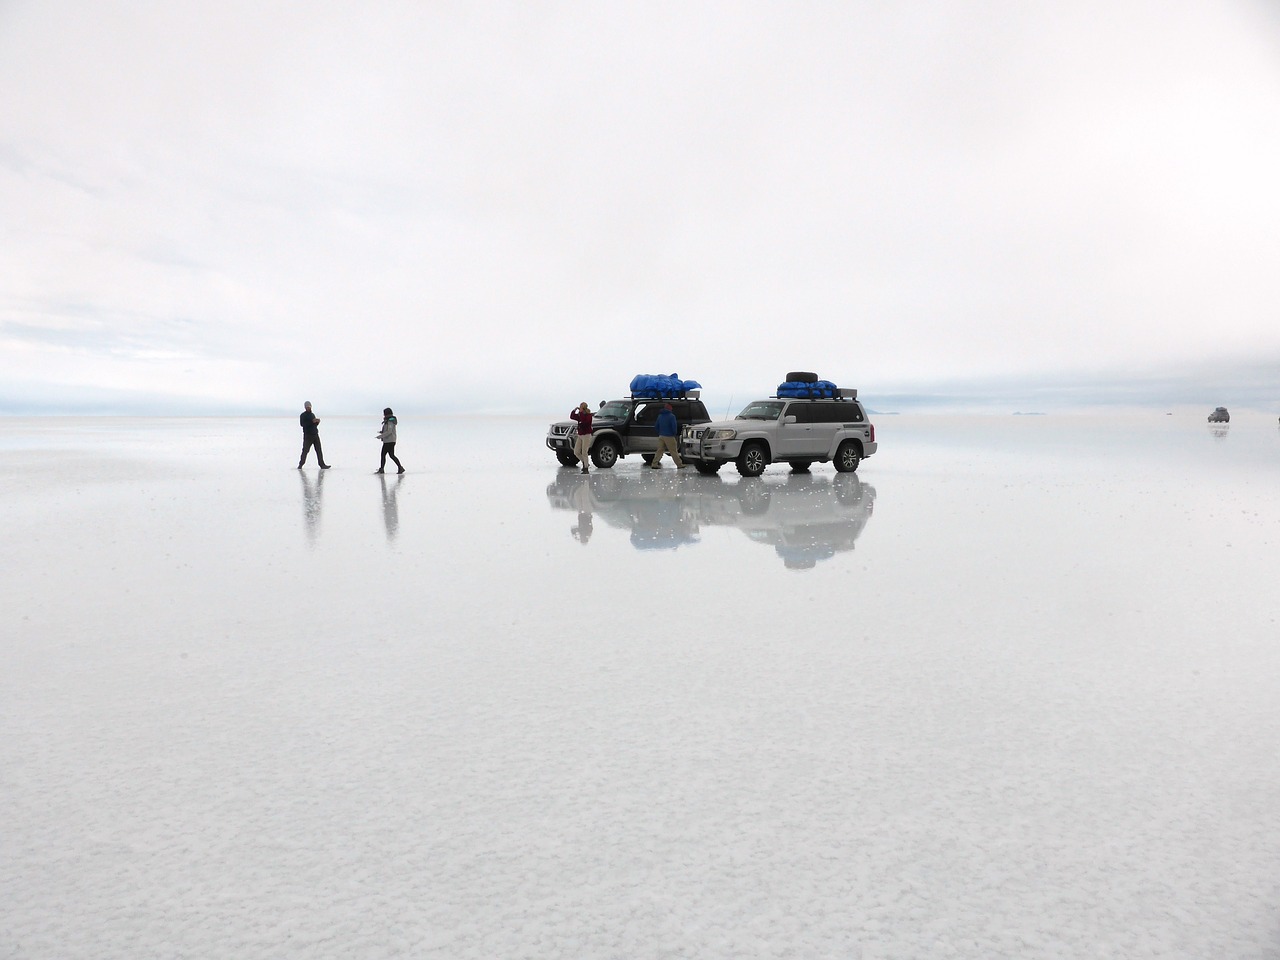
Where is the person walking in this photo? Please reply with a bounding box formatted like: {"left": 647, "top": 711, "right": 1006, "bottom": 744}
{"left": 650, "top": 403, "right": 686, "bottom": 469}
{"left": 570, "top": 402, "right": 593, "bottom": 474}
{"left": 298, "top": 401, "right": 331, "bottom": 469}
{"left": 375, "top": 407, "right": 404, "bottom": 474}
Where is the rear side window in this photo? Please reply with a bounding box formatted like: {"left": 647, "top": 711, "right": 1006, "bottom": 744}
{"left": 812, "top": 403, "right": 863, "bottom": 424}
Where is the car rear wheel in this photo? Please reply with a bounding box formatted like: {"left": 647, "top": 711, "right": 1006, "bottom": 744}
{"left": 590, "top": 437, "right": 620, "bottom": 469}
{"left": 834, "top": 441, "right": 861, "bottom": 473}
{"left": 736, "top": 442, "right": 768, "bottom": 477}
{"left": 789, "top": 461, "right": 812, "bottom": 472}
{"left": 694, "top": 462, "right": 722, "bottom": 476}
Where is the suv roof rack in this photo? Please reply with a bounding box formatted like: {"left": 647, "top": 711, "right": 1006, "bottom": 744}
{"left": 770, "top": 389, "right": 858, "bottom": 400}
{"left": 630, "top": 390, "right": 700, "bottom": 400}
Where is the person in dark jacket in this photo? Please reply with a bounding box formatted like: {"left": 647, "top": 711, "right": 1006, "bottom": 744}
{"left": 570, "top": 402, "right": 593, "bottom": 474}
{"left": 298, "top": 401, "right": 331, "bottom": 469}
{"left": 650, "top": 403, "right": 686, "bottom": 469}
{"left": 375, "top": 407, "right": 404, "bottom": 474}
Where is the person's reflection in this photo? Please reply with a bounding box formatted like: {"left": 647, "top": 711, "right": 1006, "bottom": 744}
{"left": 570, "top": 475, "right": 594, "bottom": 544}
{"left": 300, "top": 467, "right": 325, "bottom": 545}
{"left": 380, "top": 472, "right": 403, "bottom": 542}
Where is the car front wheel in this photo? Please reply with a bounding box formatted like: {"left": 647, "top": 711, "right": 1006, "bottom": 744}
{"left": 556, "top": 449, "right": 579, "bottom": 467}
{"left": 834, "top": 441, "right": 861, "bottom": 473}
{"left": 590, "top": 437, "right": 620, "bottom": 469}
{"left": 736, "top": 442, "right": 768, "bottom": 477}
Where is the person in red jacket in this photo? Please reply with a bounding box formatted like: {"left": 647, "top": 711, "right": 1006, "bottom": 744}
{"left": 569, "top": 402, "right": 593, "bottom": 474}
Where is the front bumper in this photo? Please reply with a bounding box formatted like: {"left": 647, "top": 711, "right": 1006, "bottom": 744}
{"left": 546, "top": 432, "right": 576, "bottom": 453}
{"left": 679, "top": 434, "right": 741, "bottom": 463}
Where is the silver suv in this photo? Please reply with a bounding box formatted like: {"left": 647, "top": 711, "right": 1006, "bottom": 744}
{"left": 679, "top": 389, "right": 876, "bottom": 476}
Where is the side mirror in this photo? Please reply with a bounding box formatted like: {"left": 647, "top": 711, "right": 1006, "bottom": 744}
{"left": 784, "top": 415, "right": 797, "bottom": 424}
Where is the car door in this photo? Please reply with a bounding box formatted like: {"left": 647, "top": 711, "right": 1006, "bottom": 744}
{"left": 803, "top": 403, "right": 849, "bottom": 458}
{"left": 629, "top": 401, "right": 661, "bottom": 454}
{"left": 775, "top": 402, "right": 816, "bottom": 457}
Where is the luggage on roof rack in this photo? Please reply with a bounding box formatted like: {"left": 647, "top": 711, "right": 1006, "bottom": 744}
{"left": 629, "top": 373, "right": 702, "bottom": 398}
{"left": 777, "top": 378, "right": 838, "bottom": 399}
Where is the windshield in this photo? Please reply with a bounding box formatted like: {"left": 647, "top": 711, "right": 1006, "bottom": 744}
{"left": 736, "top": 401, "right": 784, "bottom": 421}
{"left": 596, "top": 401, "right": 631, "bottom": 420}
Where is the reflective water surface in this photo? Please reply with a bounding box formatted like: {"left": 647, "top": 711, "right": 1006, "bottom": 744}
{"left": 3, "top": 413, "right": 1280, "bottom": 959}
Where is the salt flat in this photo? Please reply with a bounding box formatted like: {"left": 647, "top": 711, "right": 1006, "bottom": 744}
{"left": 2, "top": 413, "right": 1279, "bottom": 959}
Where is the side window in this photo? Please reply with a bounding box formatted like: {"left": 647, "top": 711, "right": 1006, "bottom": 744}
{"left": 789, "top": 403, "right": 814, "bottom": 424}
{"left": 816, "top": 403, "right": 863, "bottom": 424}
{"left": 635, "top": 403, "right": 660, "bottom": 426}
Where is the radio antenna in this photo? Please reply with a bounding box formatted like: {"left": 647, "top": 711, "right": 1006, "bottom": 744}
{"left": 724, "top": 395, "right": 733, "bottom": 419}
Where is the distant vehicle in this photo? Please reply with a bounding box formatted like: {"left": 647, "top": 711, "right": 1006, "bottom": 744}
{"left": 545, "top": 393, "right": 711, "bottom": 469}
{"left": 1207, "top": 407, "right": 1230, "bottom": 423}
{"left": 679, "top": 375, "right": 877, "bottom": 477}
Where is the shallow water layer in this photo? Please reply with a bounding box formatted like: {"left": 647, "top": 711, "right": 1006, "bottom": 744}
{"left": 2, "top": 414, "right": 1279, "bottom": 959}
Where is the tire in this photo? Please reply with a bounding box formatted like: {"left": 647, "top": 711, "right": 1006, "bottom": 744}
{"left": 694, "top": 461, "right": 722, "bottom": 476}
{"left": 555, "top": 449, "right": 579, "bottom": 467}
{"left": 789, "top": 461, "right": 812, "bottom": 472}
{"left": 640, "top": 454, "right": 653, "bottom": 466}
{"left": 590, "top": 437, "right": 620, "bottom": 469}
{"left": 785, "top": 371, "right": 819, "bottom": 383}
{"left": 834, "top": 441, "right": 861, "bottom": 473}
{"left": 736, "top": 442, "right": 768, "bottom": 477}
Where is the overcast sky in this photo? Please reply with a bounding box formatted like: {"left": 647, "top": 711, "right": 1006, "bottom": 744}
{"left": 3, "top": 0, "right": 1279, "bottom": 414}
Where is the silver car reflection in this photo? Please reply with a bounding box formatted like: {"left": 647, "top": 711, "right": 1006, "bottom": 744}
{"left": 546, "top": 470, "right": 876, "bottom": 569}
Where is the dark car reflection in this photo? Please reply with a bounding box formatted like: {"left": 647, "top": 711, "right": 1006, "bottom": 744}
{"left": 546, "top": 469, "right": 876, "bottom": 569}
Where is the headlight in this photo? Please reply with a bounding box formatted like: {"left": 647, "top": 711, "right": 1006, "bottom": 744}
{"left": 708, "top": 428, "right": 736, "bottom": 441}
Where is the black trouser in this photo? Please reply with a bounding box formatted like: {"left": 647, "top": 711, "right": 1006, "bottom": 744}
{"left": 380, "top": 442, "right": 403, "bottom": 471}
{"left": 299, "top": 435, "right": 325, "bottom": 466}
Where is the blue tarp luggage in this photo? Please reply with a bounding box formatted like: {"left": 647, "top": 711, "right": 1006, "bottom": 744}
{"left": 777, "top": 379, "right": 837, "bottom": 398}
{"left": 630, "top": 373, "right": 702, "bottom": 398}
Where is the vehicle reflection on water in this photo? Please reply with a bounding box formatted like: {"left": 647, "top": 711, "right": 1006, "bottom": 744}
{"left": 546, "top": 468, "right": 876, "bottom": 569}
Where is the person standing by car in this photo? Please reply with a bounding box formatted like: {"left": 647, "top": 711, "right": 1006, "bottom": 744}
{"left": 651, "top": 403, "right": 686, "bottom": 469}
{"left": 298, "top": 401, "right": 331, "bottom": 469}
{"left": 375, "top": 407, "right": 404, "bottom": 474}
{"left": 570, "top": 402, "right": 593, "bottom": 474}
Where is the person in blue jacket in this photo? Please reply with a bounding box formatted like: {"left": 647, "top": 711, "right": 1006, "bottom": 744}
{"left": 650, "top": 403, "right": 686, "bottom": 469}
